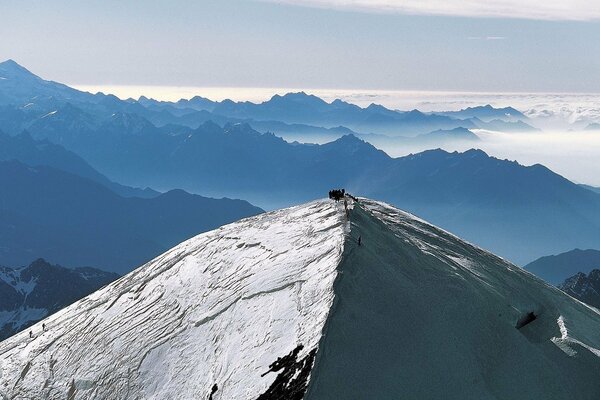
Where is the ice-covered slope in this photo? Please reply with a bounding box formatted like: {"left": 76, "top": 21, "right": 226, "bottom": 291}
{"left": 0, "top": 200, "right": 346, "bottom": 399}
{"left": 1, "top": 198, "right": 600, "bottom": 399}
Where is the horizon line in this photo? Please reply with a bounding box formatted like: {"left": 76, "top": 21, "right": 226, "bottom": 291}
{"left": 70, "top": 84, "right": 600, "bottom": 103}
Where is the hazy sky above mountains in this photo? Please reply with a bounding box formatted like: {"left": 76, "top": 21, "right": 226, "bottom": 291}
{"left": 1, "top": 0, "right": 599, "bottom": 93}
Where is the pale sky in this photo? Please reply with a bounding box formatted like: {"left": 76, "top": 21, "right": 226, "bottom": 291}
{"left": 1, "top": 0, "right": 599, "bottom": 92}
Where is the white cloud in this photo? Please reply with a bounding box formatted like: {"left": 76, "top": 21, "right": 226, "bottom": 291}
{"left": 260, "top": 0, "right": 600, "bottom": 21}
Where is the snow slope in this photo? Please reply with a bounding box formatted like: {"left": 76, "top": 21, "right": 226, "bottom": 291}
{"left": 1, "top": 198, "right": 600, "bottom": 399}
{"left": 0, "top": 200, "right": 346, "bottom": 399}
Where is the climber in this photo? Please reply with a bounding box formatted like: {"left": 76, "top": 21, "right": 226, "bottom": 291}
{"left": 29, "top": 330, "right": 33, "bottom": 338}
{"left": 42, "top": 323, "right": 46, "bottom": 332}
{"left": 358, "top": 236, "right": 362, "bottom": 246}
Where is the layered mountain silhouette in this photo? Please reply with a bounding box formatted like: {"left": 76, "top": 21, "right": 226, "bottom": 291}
{"left": 0, "top": 159, "right": 262, "bottom": 273}
{"left": 0, "top": 130, "right": 157, "bottom": 198}
{"left": 19, "top": 116, "right": 598, "bottom": 264}
{"left": 0, "top": 59, "right": 533, "bottom": 138}
{"left": 0, "top": 258, "right": 119, "bottom": 340}
{"left": 525, "top": 249, "right": 600, "bottom": 285}
{"left": 0, "top": 60, "right": 596, "bottom": 265}
{"left": 9, "top": 118, "right": 600, "bottom": 265}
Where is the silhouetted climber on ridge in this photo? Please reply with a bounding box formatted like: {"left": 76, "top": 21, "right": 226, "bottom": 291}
{"left": 29, "top": 330, "right": 32, "bottom": 339}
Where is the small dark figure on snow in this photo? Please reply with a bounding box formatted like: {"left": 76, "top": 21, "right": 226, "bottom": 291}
{"left": 29, "top": 330, "right": 33, "bottom": 338}
{"left": 208, "top": 383, "right": 218, "bottom": 400}
{"left": 42, "top": 323, "right": 46, "bottom": 332}
{"left": 358, "top": 236, "right": 362, "bottom": 246}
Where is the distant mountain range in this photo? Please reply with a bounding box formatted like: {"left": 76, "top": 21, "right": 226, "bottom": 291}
{"left": 524, "top": 249, "right": 600, "bottom": 285}
{"left": 0, "top": 59, "right": 598, "bottom": 265}
{"left": 559, "top": 269, "right": 600, "bottom": 309}
{"left": 0, "top": 59, "right": 537, "bottom": 140}
{"left": 17, "top": 118, "right": 598, "bottom": 265}
{"left": 0, "top": 258, "right": 118, "bottom": 340}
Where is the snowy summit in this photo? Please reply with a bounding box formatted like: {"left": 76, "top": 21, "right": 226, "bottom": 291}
{"left": 1, "top": 198, "right": 600, "bottom": 399}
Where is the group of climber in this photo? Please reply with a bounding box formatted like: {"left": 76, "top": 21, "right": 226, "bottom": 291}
{"left": 328, "top": 189, "right": 345, "bottom": 201}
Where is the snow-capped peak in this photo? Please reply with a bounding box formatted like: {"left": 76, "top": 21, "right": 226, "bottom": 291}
{"left": 1, "top": 198, "right": 600, "bottom": 399}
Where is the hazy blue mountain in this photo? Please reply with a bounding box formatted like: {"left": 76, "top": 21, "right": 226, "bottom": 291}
{"left": 29, "top": 113, "right": 597, "bottom": 264}
{"left": 438, "top": 104, "right": 527, "bottom": 122}
{"left": 0, "top": 60, "right": 90, "bottom": 106}
{"left": 524, "top": 249, "right": 600, "bottom": 284}
{"left": 0, "top": 258, "right": 119, "bottom": 340}
{"left": 0, "top": 160, "right": 263, "bottom": 273}
{"left": 0, "top": 60, "right": 529, "bottom": 140}
{"left": 0, "top": 60, "right": 181, "bottom": 131}
{"left": 559, "top": 269, "right": 600, "bottom": 309}
{"left": 212, "top": 92, "right": 330, "bottom": 122}
{"left": 174, "top": 95, "right": 217, "bottom": 111}
{"left": 469, "top": 117, "right": 539, "bottom": 132}
{"left": 209, "top": 92, "right": 475, "bottom": 136}
{"left": 0, "top": 130, "right": 158, "bottom": 198}
{"left": 416, "top": 127, "right": 480, "bottom": 142}
{"left": 246, "top": 120, "right": 362, "bottom": 144}
{"left": 269, "top": 125, "right": 481, "bottom": 148}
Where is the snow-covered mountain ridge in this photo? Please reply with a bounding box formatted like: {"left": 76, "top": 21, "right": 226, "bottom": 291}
{"left": 1, "top": 198, "right": 600, "bottom": 399}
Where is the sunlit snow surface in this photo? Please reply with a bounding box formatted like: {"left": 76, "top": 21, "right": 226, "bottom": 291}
{"left": 0, "top": 200, "right": 346, "bottom": 399}
{"left": 1, "top": 198, "right": 600, "bottom": 399}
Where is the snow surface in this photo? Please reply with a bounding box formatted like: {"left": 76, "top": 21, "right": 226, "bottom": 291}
{"left": 1, "top": 198, "right": 600, "bottom": 399}
{"left": 0, "top": 200, "right": 346, "bottom": 399}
